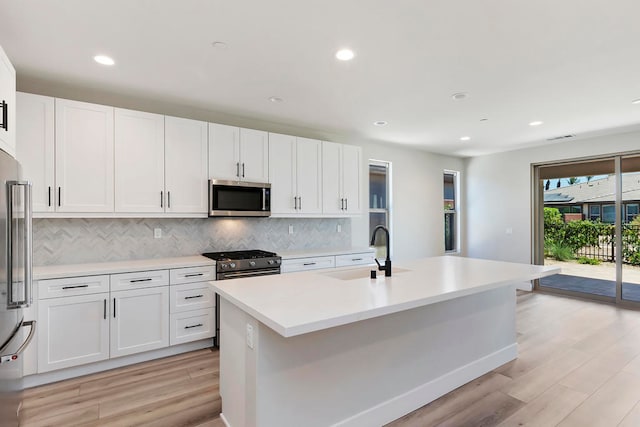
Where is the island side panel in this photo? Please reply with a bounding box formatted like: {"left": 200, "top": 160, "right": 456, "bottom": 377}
{"left": 219, "top": 298, "right": 258, "bottom": 427}
{"left": 252, "top": 285, "right": 517, "bottom": 427}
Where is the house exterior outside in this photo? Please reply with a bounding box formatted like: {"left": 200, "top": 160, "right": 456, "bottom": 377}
{"left": 544, "top": 173, "right": 640, "bottom": 223}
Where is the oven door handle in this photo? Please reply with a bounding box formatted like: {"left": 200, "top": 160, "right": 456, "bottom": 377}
{"left": 219, "top": 269, "right": 280, "bottom": 279}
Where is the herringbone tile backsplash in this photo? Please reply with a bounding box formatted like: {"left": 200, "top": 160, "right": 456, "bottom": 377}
{"left": 33, "top": 218, "right": 351, "bottom": 266}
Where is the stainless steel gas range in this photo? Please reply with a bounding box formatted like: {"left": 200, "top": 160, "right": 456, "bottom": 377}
{"left": 201, "top": 250, "right": 282, "bottom": 347}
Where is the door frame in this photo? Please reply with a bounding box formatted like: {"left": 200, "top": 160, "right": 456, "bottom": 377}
{"left": 532, "top": 150, "right": 640, "bottom": 308}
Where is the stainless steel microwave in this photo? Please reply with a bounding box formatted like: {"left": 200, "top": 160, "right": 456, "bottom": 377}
{"left": 208, "top": 179, "right": 271, "bottom": 217}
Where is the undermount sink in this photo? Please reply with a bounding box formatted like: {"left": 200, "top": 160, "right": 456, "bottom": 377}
{"left": 322, "top": 267, "right": 411, "bottom": 281}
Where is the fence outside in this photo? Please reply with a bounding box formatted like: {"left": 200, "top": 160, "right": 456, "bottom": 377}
{"left": 574, "top": 224, "right": 640, "bottom": 264}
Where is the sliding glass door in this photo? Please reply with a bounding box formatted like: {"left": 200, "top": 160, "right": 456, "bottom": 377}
{"left": 534, "top": 154, "right": 640, "bottom": 307}
{"left": 621, "top": 155, "right": 640, "bottom": 304}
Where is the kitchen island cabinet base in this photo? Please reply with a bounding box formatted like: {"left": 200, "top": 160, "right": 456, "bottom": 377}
{"left": 23, "top": 338, "right": 212, "bottom": 388}
{"left": 219, "top": 285, "right": 517, "bottom": 427}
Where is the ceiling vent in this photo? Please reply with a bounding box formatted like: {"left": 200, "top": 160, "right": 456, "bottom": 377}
{"left": 547, "top": 134, "right": 576, "bottom": 141}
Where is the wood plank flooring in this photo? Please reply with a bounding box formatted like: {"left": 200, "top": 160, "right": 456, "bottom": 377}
{"left": 21, "top": 291, "right": 640, "bottom": 426}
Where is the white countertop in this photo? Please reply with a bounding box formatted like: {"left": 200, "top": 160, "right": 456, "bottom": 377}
{"left": 34, "top": 255, "right": 215, "bottom": 280}
{"left": 211, "top": 256, "right": 560, "bottom": 338}
{"left": 278, "top": 247, "right": 375, "bottom": 259}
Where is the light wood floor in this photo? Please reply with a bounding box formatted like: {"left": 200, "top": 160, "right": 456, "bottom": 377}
{"left": 21, "top": 291, "right": 640, "bottom": 426}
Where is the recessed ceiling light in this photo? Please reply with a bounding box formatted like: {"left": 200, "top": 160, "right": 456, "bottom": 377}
{"left": 460, "top": 136, "right": 471, "bottom": 141}
{"left": 93, "top": 55, "right": 115, "bottom": 66}
{"left": 529, "top": 121, "right": 544, "bottom": 126}
{"left": 268, "top": 96, "right": 283, "bottom": 103}
{"left": 211, "top": 41, "right": 228, "bottom": 49}
{"left": 335, "top": 49, "right": 355, "bottom": 61}
{"left": 451, "top": 92, "right": 468, "bottom": 101}
{"left": 632, "top": 98, "right": 640, "bottom": 104}
{"left": 373, "top": 121, "right": 388, "bottom": 126}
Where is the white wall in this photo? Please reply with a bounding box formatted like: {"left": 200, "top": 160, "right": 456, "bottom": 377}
{"left": 465, "top": 131, "right": 640, "bottom": 264}
{"left": 351, "top": 140, "right": 465, "bottom": 262}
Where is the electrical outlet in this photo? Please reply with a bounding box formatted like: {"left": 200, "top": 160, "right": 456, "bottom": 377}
{"left": 288, "top": 225, "right": 294, "bottom": 234}
{"left": 154, "top": 228, "right": 162, "bottom": 239}
{"left": 246, "top": 324, "right": 254, "bottom": 349}
{"left": 337, "top": 224, "right": 342, "bottom": 233}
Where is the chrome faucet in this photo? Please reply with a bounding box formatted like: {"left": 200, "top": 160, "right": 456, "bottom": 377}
{"left": 370, "top": 225, "right": 392, "bottom": 277}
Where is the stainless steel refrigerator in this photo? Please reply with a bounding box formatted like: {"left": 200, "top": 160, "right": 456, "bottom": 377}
{"left": 0, "top": 148, "right": 34, "bottom": 426}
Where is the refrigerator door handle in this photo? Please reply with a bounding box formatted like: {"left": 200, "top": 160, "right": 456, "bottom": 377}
{"left": 0, "top": 320, "right": 36, "bottom": 359}
{"left": 6, "top": 180, "right": 33, "bottom": 309}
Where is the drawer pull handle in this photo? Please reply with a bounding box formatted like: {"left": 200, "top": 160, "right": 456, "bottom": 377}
{"left": 352, "top": 258, "right": 363, "bottom": 261}
{"left": 62, "top": 284, "right": 89, "bottom": 290}
{"left": 184, "top": 273, "right": 204, "bottom": 278}
{"left": 184, "top": 294, "right": 204, "bottom": 300}
{"left": 130, "top": 278, "right": 153, "bottom": 283}
{"left": 185, "top": 323, "right": 203, "bottom": 329}
{"left": 303, "top": 262, "right": 316, "bottom": 266}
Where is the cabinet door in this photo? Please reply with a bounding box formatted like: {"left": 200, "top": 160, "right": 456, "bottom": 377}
{"left": 38, "top": 293, "right": 110, "bottom": 372}
{"left": 16, "top": 92, "right": 55, "bottom": 212}
{"left": 110, "top": 287, "right": 169, "bottom": 358}
{"left": 296, "top": 138, "right": 322, "bottom": 214}
{"left": 322, "top": 141, "right": 343, "bottom": 215}
{"left": 55, "top": 99, "right": 114, "bottom": 212}
{"left": 268, "top": 133, "right": 297, "bottom": 215}
{"left": 0, "top": 45, "right": 16, "bottom": 157}
{"left": 165, "top": 116, "right": 208, "bottom": 213}
{"left": 240, "top": 128, "right": 269, "bottom": 183}
{"left": 114, "top": 108, "right": 165, "bottom": 213}
{"left": 209, "top": 123, "right": 240, "bottom": 180}
{"left": 341, "top": 144, "right": 362, "bottom": 214}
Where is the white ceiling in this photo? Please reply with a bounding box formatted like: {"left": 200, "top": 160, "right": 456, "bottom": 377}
{"left": 2, "top": 0, "right": 640, "bottom": 157}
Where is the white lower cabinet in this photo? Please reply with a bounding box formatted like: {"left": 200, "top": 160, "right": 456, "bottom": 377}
{"left": 281, "top": 256, "right": 335, "bottom": 273}
{"left": 38, "top": 292, "right": 110, "bottom": 373}
{"left": 170, "top": 308, "right": 214, "bottom": 345}
{"left": 110, "top": 286, "right": 169, "bottom": 358}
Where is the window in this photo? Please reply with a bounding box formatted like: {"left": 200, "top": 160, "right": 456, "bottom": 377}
{"left": 444, "top": 171, "right": 459, "bottom": 252}
{"left": 369, "top": 161, "right": 391, "bottom": 258}
{"left": 626, "top": 204, "right": 639, "bottom": 223}
{"left": 602, "top": 204, "right": 616, "bottom": 223}
{"left": 589, "top": 205, "right": 601, "bottom": 221}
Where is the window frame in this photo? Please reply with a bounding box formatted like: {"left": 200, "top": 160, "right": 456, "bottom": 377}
{"left": 444, "top": 170, "right": 460, "bottom": 254}
{"left": 369, "top": 159, "right": 392, "bottom": 257}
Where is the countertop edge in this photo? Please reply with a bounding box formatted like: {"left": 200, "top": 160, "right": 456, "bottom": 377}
{"left": 34, "top": 256, "right": 216, "bottom": 280}
{"left": 212, "top": 264, "right": 561, "bottom": 338}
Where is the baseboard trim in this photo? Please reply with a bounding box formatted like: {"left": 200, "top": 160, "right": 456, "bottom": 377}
{"left": 23, "top": 339, "right": 213, "bottom": 388}
{"left": 333, "top": 343, "right": 518, "bottom": 427}
{"left": 220, "top": 413, "right": 231, "bottom": 427}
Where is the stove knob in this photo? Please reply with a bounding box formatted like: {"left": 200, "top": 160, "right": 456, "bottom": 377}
{"left": 249, "top": 261, "right": 256, "bottom": 267}
{"left": 229, "top": 262, "right": 236, "bottom": 268}
{"left": 220, "top": 263, "right": 227, "bottom": 269}
{"left": 268, "top": 260, "right": 275, "bottom": 265}
{"left": 275, "top": 259, "right": 281, "bottom": 264}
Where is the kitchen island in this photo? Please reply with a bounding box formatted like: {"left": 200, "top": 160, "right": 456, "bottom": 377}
{"left": 211, "top": 256, "right": 559, "bottom": 427}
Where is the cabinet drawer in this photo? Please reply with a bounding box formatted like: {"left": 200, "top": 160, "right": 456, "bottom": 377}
{"left": 335, "top": 252, "right": 375, "bottom": 267}
{"left": 38, "top": 275, "right": 110, "bottom": 299}
{"left": 170, "top": 308, "right": 215, "bottom": 345}
{"left": 170, "top": 282, "right": 215, "bottom": 313}
{"left": 281, "top": 256, "right": 335, "bottom": 273}
{"left": 170, "top": 265, "right": 215, "bottom": 285}
{"left": 110, "top": 270, "right": 169, "bottom": 291}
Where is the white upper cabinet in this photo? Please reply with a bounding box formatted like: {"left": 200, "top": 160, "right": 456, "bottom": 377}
{"left": 209, "top": 123, "right": 268, "bottom": 183}
{"left": 55, "top": 99, "right": 114, "bottom": 212}
{"left": 115, "top": 108, "right": 165, "bottom": 213}
{"left": 16, "top": 92, "right": 55, "bottom": 212}
{"left": 295, "top": 137, "right": 322, "bottom": 214}
{"left": 341, "top": 143, "right": 362, "bottom": 214}
{"left": 239, "top": 128, "right": 269, "bottom": 183}
{"left": 322, "top": 141, "right": 362, "bottom": 216}
{"left": 269, "top": 134, "right": 322, "bottom": 216}
{"left": 165, "top": 116, "right": 208, "bottom": 214}
{"left": 0, "top": 45, "right": 16, "bottom": 157}
{"left": 269, "top": 133, "right": 297, "bottom": 215}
